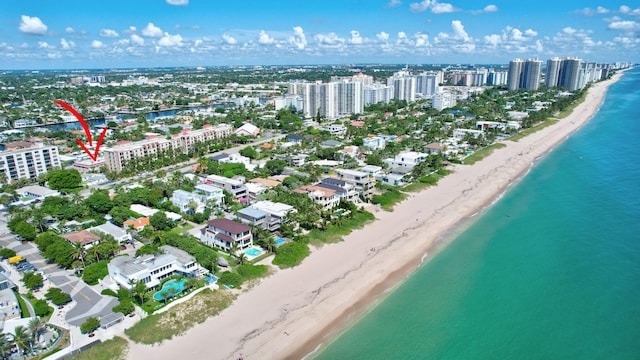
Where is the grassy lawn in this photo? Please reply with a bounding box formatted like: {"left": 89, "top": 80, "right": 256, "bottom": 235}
{"left": 462, "top": 143, "right": 507, "bottom": 165}
{"left": 510, "top": 119, "right": 559, "bottom": 142}
{"left": 403, "top": 169, "right": 453, "bottom": 192}
{"left": 372, "top": 188, "right": 407, "bottom": 211}
{"left": 125, "top": 289, "right": 236, "bottom": 345}
{"left": 67, "top": 336, "right": 128, "bottom": 360}
{"left": 272, "top": 242, "right": 310, "bottom": 269}
{"left": 306, "top": 211, "right": 376, "bottom": 245}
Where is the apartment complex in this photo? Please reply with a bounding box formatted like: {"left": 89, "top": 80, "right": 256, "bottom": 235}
{"left": 507, "top": 58, "right": 542, "bottom": 91}
{"left": 103, "top": 124, "right": 232, "bottom": 172}
{"left": 334, "top": 168, "right": 376, "bottom": 198}
{"left": 545, "top": 57, "right": 610, "bottom": 91}
{"left": 0, "top": 143, "right": 60, "bottom": 183}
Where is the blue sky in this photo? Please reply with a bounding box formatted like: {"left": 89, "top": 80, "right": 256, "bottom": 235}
{"left": 1, "top": 0, "right": 638, "bottom": 69}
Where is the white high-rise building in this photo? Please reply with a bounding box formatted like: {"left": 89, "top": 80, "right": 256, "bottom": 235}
{"left": 296, "top": 75, "right": 364, "bottom": 119}
{"left": 432, "top": 92, "right": 457, "bottom": 111}
{"left": 363, "top": 84, "right": 393, "bottom": 106}
{"left": 545, "top": 57, "right": 562, "bottom": 88}
{"left": 416, "top": 73, "right": 439, "bottom": 97}
{"left": 507, "top": 59, "right": 525, "bottom": 90}
{"left": 508, "top": 58, "right": 542, "bottom": 90}
{"left": 0, "top": 143, "right": 60, "bottom": 183}
{"left": 487, "top": 70, "right": 508, "bottom": 86}
{"left": 387, "top": 71, "right": 417, "bottom": 102}
{"left": 558, "top": 57, "right": 582, "bottom": 91}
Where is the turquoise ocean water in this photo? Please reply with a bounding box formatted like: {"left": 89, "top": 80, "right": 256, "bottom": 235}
{"left": 315, "top": 69, "right": 640, "bottom": 360}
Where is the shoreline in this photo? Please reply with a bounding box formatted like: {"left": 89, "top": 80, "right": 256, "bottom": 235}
{"left": 125, "top": 71, "right": 625, "bottom": 360}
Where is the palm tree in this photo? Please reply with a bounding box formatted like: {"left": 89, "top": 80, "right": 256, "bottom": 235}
{"left": 133, "top": 280, "right": 147, "bottom": 305}
{"left": 229, "top": 242, "right": 240, "bottom": 257}
{"left": 265, "top": 236, "right": 276, "bottom": 254}
{"left": 236, "top": 253, "right": 248, "bottom": 266}
{"left": 0, "top": 332, "right": 13, "bottom": 359}
{"left": 71, "top": 242, "right": 86, "bottom": 269}
{"left": 28, "top": 317, "right": 45, "bottom": 349}
{"left": 13, "top": 326, "right": 31, "bottom": 357}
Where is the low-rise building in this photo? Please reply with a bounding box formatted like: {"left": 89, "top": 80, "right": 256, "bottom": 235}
{"left": 199, "top": 218, "right": 253, "bottom": 252}
{"left": 88, "top": 222, "right": 132, "bottom": 244}
{"left": 384, "top": 151, "right": 428, "bottom": 170}
{"left": 335, "top": 168, "right": 376, "bottom": 198}
{"left": 362, "top": 136, "right": 386, "bottom": 150}
{"left": 108, "top": 245, "right": 201, "bottom": 290}
{"left": 15, "top": 185, "right": 60, "bottom": 200}
{"left": 62, "top": 230, "right": 101, "bottom": 248}
{"left": 294, "top": 185, "right": 340, "bottom": 210}
{"left": 205, "top": 174, "right": 247, "bottom": 199}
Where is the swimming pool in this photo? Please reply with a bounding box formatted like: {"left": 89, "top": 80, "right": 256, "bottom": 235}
{"left": 275, "top": 238, "right": 286, "bottom": 246}
{"left": 205, "top": 275, "right": 218, "bottom": 284}
{"left": 153, "top": 279, "right": 186, "bottom": 301}
{"left": 244, "top": 247, "right": 263, "bottom": 257}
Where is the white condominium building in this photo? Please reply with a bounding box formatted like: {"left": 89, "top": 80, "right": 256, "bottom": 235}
{"left": 103, "top": 124, "right": 232, "bottom": 172}
{"left": 0, "top": 143, "right": 60, "bottom": 183}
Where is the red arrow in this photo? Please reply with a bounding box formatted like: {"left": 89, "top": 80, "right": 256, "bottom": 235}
{"left": 55, "top": 100, "right": 108, "bottom": 162}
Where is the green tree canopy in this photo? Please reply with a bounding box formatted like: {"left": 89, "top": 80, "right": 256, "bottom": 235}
{"left": 85, "top": 191, "right": 113, "bottom": 214}
{"left": 46, "top": 169, "right": 82, "bottom": 192}
{"left": 14, "top": 221, "right": 36, "bottom": 241}
{"left": 80, "top": 317, "right": 100, "bottom": 334}
{"left": 22, "top": 272, "right": 43, "bottom": 290}
{"left": 150, "top": 211, "right": 172, "bottom": 231}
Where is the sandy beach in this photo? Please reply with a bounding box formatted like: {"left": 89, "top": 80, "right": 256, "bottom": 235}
{"left": 126, "top": 71, "right": 624, "bottom": 360}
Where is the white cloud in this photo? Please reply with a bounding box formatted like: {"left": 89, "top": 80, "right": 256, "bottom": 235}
{"left": 608, "top": 20, "right": 640, "bottom": 31}
{"left": 451, "top": 20, "right": 470, "bottom": 41}
{"left": 289, "top": 26, "right": 307, "bottom": 50}
{"left": 37, "top": 41, "right": 50, "bottom": 49}
{"left": 131, "top": 34, "right": 145, "bottom": 46}
{"left": 65, "top": 27, "right": 75, "bottom": 34}
{"left": 142, "top": 23, "right": 163, "bottom": 37}
{"left": 483, "top": 4, "right": 498, "bottom": 12}
{"left": 410, "top": 0, "right": 431, "bottom": 12}
{"left": 91, "top": 40, "right": 104, "bottom": 48}
{"left": 432, "top": 2, "right": 457, "bottom": 14}
{"left": 18, "top": 15, "right": 48, "bottom": 35}
{"left": 376, "top": 32, "right": 390, "bottom": 42}
{"left": 350, "top": 30, "right": 364, "bottom": 44}
{"left": 575, "top": 6, "right": 610, "bottom": 16}
{"left": 414, "top": 33, "right": 430, "bottom": 47}
{"left": 99, "top": 29, "right": 119, "bottom": 38}
{"left": 258, "top": 30, "right": 275, "bottom": 45}
{"left": 619, "top": 5, "right": 630, "bottom": 13}
{"left": 562, "top": 27, "right": 577, "bottom": 34}
{"left": 387, "top": 0, "right": 402, "bottom": 7}
{"left": 222, "top": 33, "right": 237, "bottom": 45}
{"left": 158, "top": 33, "right": 183, "bottom": 47}
{"left": 524, "top": 29, "right": 538, "bottom": 37}
{"left": 194, "top": 39, "right": 202, "bottom": 47}
{"left": 484, "top": 34, "right": 501, "bottom": 46}
{"left": 166, "top": 0, "right": 188, "bottom": 5}
{"left": 410, "top": 0, "right": 458, "bottom": 14}
{"left": 60, "top": 38, "right": 75, "bottom": 50}
{"left": 315, "top": 32, "right": 345, "bottom": 46}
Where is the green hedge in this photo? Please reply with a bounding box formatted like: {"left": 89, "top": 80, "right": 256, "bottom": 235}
{"left": 272, "top": 242, "right": 310, "bottom": 269}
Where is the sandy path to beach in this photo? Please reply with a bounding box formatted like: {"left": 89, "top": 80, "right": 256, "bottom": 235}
{"left": 126, "top": 72, "right": 623, "bottom": 360}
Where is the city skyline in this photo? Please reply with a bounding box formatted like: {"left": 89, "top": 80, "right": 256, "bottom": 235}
{"left": 1, "top": 0, "right": 639, "bottom": 70}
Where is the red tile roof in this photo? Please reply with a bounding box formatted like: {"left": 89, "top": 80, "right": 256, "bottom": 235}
{"left": 62, "top": 230, "right": 100, "bottom": 246}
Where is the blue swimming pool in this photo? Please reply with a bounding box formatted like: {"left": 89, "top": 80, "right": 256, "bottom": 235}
{"left": 153, "top": 279, "right": 186, "bottom": 301}
{"left": 244, "top": 248, "right": 263, "bottom": 257}
{"left": 205, "top": 275, "right": 218, "bottom": 284}
{"left": 275, "top": 237, "right": 286, "bottom": 246}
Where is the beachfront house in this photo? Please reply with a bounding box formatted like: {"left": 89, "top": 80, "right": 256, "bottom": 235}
{"left": 107, "top": 245, "right": 201, "bottom": 290}
{"left": 199, "top": 218, "right": 253, "bottom": 252}
{"left": 236, "top": 200, "right": 296, "bottom": 231}
{"left": 383, "top": 151, "right": 429, "bottom": 170}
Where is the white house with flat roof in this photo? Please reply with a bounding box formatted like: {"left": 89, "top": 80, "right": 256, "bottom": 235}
{"left": 205, "top": 174, "right": 247, "bottom": 199}
{"left": 194, "top": 183, "right": 225, "bottom": 206}
{"left": 88, "top": 222, "right": 132, "bottom": 244}
{"left": 384, "top": 151, "right": 429, "bottom": 170}
{"left": 170, "top": 190, "right": 206, "bottom": 214}
{"left": 15, "top": 185, "right": 60, "bottom": 200}
{"left": 107, "top": 245, "right": 201, "bottom": 290}
{"left": 363, "top": 136, "right": 386, "bottom": 150}
{"left": 129, "top": 204, "right": 182, "bottom": 222}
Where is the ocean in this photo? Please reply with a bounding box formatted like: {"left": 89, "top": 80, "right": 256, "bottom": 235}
{"left": 314, "top": 68, "right": 640, "bottom": 360}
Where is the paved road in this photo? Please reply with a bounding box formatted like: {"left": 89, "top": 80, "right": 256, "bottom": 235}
{"left": 0, "top": 213, "right": 118, "bottom": 326}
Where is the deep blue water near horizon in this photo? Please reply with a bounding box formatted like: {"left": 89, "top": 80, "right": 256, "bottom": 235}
{"left": 315, "top": 69, "right": 640, "bottom": 360}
